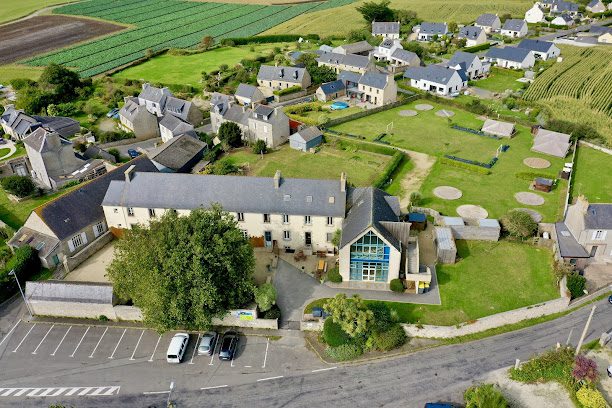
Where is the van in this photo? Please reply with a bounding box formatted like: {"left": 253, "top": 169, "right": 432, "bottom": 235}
{"left": 166, "top": 333, "right": 189, "bottom": 363}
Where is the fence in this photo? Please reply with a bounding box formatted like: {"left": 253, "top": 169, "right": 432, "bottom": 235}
{"left": 578, "top": 140, "right": 612, "bottom": 155}
{"left": 324, "top": 95, "right": 418, "bottom": 128}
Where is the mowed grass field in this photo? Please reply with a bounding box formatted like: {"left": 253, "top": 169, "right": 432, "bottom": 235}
{"left": 572, "top": 146, "right": 612, "bottom": 203}
{"left": 264, "top": 0, "right": 532, "bottom": 36}
{"left": 472, "top": 67, "right": 524, "bottom": 93}
{"left": 0, "top": 0, "right": 69, "bottom": 25}
{"left": 223, "top": 144, "right": 391, "bottom": 187}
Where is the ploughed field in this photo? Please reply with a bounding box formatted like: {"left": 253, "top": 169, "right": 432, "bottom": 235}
{"left": 0, "top": 15, "right": 124, "bottom": 64}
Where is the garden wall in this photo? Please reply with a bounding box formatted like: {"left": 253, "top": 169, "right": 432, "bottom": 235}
{"left": 274, "top": 89, "right": 308, "bottom": 103}
{"left": 63, "top": 231, "right": 114, "bottom": 273}
{"left": 446, "top": 224, "right": 500, "bottom": 241}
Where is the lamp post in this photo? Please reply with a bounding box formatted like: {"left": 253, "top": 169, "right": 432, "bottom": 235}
{"left": 8, "top": 269, "right": 33, "bottom": 319}
{"left": 166, "top": 381, "right": 175, "bottom": 408}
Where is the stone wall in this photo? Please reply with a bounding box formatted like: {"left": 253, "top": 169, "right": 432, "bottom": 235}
{"left": 300, "top": 320, "right": 324, "bottom": 331}
{"left": 64, "top": 231, "right": 114, "bottom": 272}
{"left": 212, "top": 315, "right": 278, "bottom": 330}
{"left": 114, "top": 306, "right": 143, "bottom": 321}
{"left": 274, "top": 89, "right": 308, "bottom": 103}
{"left": 448, "top": 225, "right": 500, "bottom": 241}
{"left": 29, "top": 300, "right": 117, "bottom": 320}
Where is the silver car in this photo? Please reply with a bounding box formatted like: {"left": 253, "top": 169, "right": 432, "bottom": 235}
{"left": 197, "top": 331, "right": 218, "bottom": 356}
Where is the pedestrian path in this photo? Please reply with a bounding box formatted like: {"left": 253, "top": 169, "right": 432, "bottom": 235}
{"left": 0, "top": 386, "right": 120, "bottom": 398}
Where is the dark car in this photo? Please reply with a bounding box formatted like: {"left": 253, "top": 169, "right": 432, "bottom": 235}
{"left": 218, "top": 331, "right": 238, "bottom": 361}
{"left": 127, "top": 149, "right": 140, "bottom": 158}
{"left": 608, "top": 295, "right": 612, "bottom": 305}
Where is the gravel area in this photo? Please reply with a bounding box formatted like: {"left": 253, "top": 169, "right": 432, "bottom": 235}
{"left": 433, "top": 186, "right": 463, "bottom": 200}
{"left": 515, "top": 192, "right": 545, "bottom": 206}
{"left": 435, "top": 109, "right": 455, "bottom": 118}
{"left": 456, "top": 204, "right": 489, "bottom": 219}
{"left": 399, "top": 110, "right": 418, "bottom": 117}
{"left": 523, "top": 157, "right": 552, "bottom": 169}
{"left": 415, "top": 104, "right": 434, "bottom": 111}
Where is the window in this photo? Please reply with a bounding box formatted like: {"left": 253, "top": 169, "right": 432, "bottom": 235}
{"left": 283, "top": 214, "right": 289, "bottom": 224}
{"left": 93, "top": 221, "right": 106, "bottom": 238}
{"left": 593, "top": 230, "right": 606, "bottom": 240}
{"left": 283, "top": 230, "right": 291, "bottom": 241}
{"left": 69, "top": 233, "right": 87, "bottom": 252}
{"left": 349, "top": 261, "right": 389, "bottom": 282}
{"left": 327, "top": 217, "right": 334, "bottom": 226}
{"left": 113, "top": 208, "right": 118, "bottom": 214}
{"left": 263, "top": 213, "right": 270, "bottom": 223}
{"left": 304, "top": 215, "right": 311, "bottom": 225}
{"left": 350, "top": 231, "right": 390, "bottom": 261}
{"left": 237, "top": 212, "right": 244, "bottom": 222}
{"left": 306, "top": 195, "right": 313, "bottom": 203}
{"left": 127, "top": 207, "right": 134, "bottom": 216}
{"left": 148, "top": 208, "right": 156, "bottom": 218}
{"left": 240, "top": 229, "right": 248, "bottom": 239}
{"left": 326, "top": 232, "right": 333, "bottom": 243}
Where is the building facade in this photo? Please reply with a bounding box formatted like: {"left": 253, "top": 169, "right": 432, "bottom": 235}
{"left": 565, "top": 197, "right": 612, "bottom": 262}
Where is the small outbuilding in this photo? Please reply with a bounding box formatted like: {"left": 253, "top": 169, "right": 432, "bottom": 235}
{"left": 434, "top": 226, "right": 456, "bottom": 264}
{"left": 407, "top": 212, "right": 427, "bottom": 231}
{"left": 534, "top": 177, "right": 554, "bottom": 192}
{"left": 289, "top": 126, "right": 323, "bottom": 152}
{"left": 481, "top": 119, "right": 515, "bottom": 138}
{"left": 147, "top": 134, "right": 208, "bottom": 173}
{"left": 531, "top": 128, "right": 571, "bottom": 158}
{"left": 316, "top": 80, "right": 346, "bottom": 102}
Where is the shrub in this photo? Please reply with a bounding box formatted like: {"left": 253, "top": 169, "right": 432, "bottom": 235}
{"left": 515, "top": 171, "right": 554, "bottom": 181}
{"left": 576, "top": 386, "right": 608, "bottom": 408}
{"left": 572, "top": 355, "right": 598, "bottom": 383}
{"left": 326, "top": 267, "right": 342, "bottom": 283}
{"left": 325, "top": 343, "right": 363, "bottom": 361}
{"left": 210, "top": 159, "right": 239, "bottom": 175}
{"left": 98, "top": 315, "right": 109, "bottom": 322}
{"left": 409, "top": 191, "right": 422, "bottom": 206}
{"left": 252, "top": 139, "right": 267, "bottom": 155}
{"left": 254, "top": 283, "right": 276, "bottom": 312}
{"left": 373, "top": 152, "right": 404, "bottom": 188}
{"left": 501, "top": 209, "right": 538, "bottom": 239}
{"left": 464, "top": 384, "right": 508, "bottom": 408}
{"left": 390, "top": 279, "right": 404, "bottom": 293}
{"left": 262, "top": 304, "right": 281, "bottom": 320}
{"left": 510, "top": 347, "right": 575, "bottom": 387}
{"left": 371, "top": 324, "right": 407, "bottom": 351}
{"left": 323, "top": 318, "right": 352, "bottom": 347}
{"left": 0, "top": 246, "right": 41, "bottom": 297}
{"left": 107, "top": 148, "right": 121, "bottom": 162}
{"left": 1, "top": 175, "right": 36, "bottom": 197}
{"left": 566, "top": 273, "right": 586, "bottom": 299}
{"left": 218, "top": 122, "right": 243, "bottom": 148}
{"left": 367, "top": 301, "right": 393, "bottom": 332}
{"left": 463, "top": 43, "right": 490, "bottom": 53}
{"left": 273, "top": 85, "right": 302, "bottom": 96}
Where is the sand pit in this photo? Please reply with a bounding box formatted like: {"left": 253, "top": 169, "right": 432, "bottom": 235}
{"left": 399, "top": 110, "right": 418, "bottom": 117}
{"left": 435, "top": 109, "right": 455, "bottom": 118}
{"left": 515, "top": 192, "right": 545, "bottom": 206}
{"left": 523, "top": 157, "right": 551, "bottom": 169}
{"left": 433, "top": 186, "right": 463, "bottom": 200}
{"left": 457, "top": 204, "right": 489, "bottom": 219}
{"left": 415, "top": 104, "right": 434, "bottom": 111}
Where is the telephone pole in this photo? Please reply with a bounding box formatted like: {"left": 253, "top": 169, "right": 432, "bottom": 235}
{"left": 575, "top": 305, "right": 596, "bottom": 355}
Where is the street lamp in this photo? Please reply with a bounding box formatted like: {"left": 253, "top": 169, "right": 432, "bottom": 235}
{"left": 166, "top": 381, "right": 175, "bottom": 408}
{"left": 8, "top": 269, "right": 33, "bottom": 319}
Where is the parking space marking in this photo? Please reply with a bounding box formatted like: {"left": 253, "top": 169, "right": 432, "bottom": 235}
{"left": 0, "top": 320, "right": 20, "bottom": 348}
{"left": 70, "top": 326, "right": 90, "bottom": 358}
{"left": 89, "top": 327, "right": 108, "bottom": 358}
{"left": 189, "top": 333, "right": 201, "bottom": 365}
{"left": 261, "top": 337, "right": 270, "bottom": 368}
{"left": 148, "top": 335, "right": 162, "bottom": 362}
{"left": 208, "top": 338, "right": 219, "bottom": 366}
{"left": 312, "top": 367, "right": 337, "bottom": 373}
{"left": 257, "top": 376, "right": 283, "bottom": 382}
{"left": 108, "top": 328, "right": 126, "bottom": 359}
{"left": 143, "top": 390, "right": 170, "bottom": 395}
{"left": 32, "top": 324, "right": 54, "bottom": 354}
{"left": 200, "top": 385, "right": 227, "bottom": 390}
{"left": 129, "top": 330, "right": 145, "bottom": 361}
{"left": 51, "top": 326, "right": 71, "bottom": 356}
{"left": 244, "top": 365, "right": 252, "bottom": 368}
{"left": 12, "top": 324, "right": 36, "bottom": 353}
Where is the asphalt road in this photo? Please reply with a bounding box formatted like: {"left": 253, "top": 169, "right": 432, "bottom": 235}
{"left": 0, "top": 297, "right": 609, "bottom": 407}
{"left": 536, "top": 18, "right": 612, "bottom": 41}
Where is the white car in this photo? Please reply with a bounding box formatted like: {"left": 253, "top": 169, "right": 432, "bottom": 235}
{"left": 608, "top": 364, "right": 612, "bottom": 378}
{"left": 166, "top": 333, "right": 189, "bottom": 363}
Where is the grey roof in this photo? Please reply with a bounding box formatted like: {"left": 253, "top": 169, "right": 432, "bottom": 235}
{"left": 23, "top": 128, "right": 72, "bottom": 152}
{"left": 584, "top": 204, "right": 612, "bottom": 230}
{"left": 159, "top": 114, "right": 194, "bottom": 137}
{"left": 587, "top": 0, "right": 602, "bottom": 7}
{"left": 138, "top": 83, "right": 171, "bottom": 104}
{"left": 555, "top": 222, "right": 590, "bottom": 258}
{"left": 486, "top": 46, "right": 532, "bottom": 63}
{"left": 338, "top": 70, "right": 362, "bottom": 84}
{"left": 317, "top": 52, "right": 371, "bottom": 69}
{"left": 334, "top": 41, "right": 374, "bottom": 55}
{"left": 7, "top": 226, "right": 60, "bottom": 258}
{"left": 147, "top": 134, "right": 207, "bottom": 171}
{"left": 589, "top": 25, "right": 612, "bottom": 35}
{"left": 481, "top": 119, "right": 515, "bottom": 137}
{"left": 404, "top": 65, "right": 466, "bottom": 85}
{"left": 36, "top": 156, "right": 158, "bottom": 240}
{"left": 553, "top": 14, "right": 574, "bottom": 24}
{"left": 556, "top": 1, "right": 579, "bottom": 12}
{"left": 103, "top": 172, "right": 347, "bottom": 218}
{"left": 340, "top": 187, "right": 401, "bottom": 249}
{"left": 319, "top": 44, "right": 334, "bottom": 53}
{"left": 517, "top": 39, "right": 556, "bottom": 53}
{"left": 532, "top": 129, "right": 571, "bottom": 157}
{"left": 475, "top": 13, "right": 500, "bottom": 27}
{"left": 379, "top": 38, "right": 396, "bottom": 49}
{"left": 1, "top": 106, "right": 40, "bottom": 136}
{"left": 448, "top": 51, "right": 479, "bottom": 69}
{"left": 319, "top": 79, "right": 346, "bottom": 95}
{"left": 253, "top": 104, "right": 274, "bottom": 118}
{"left": 220, "top": 104, "right": 251, "bottom": 126}
{"left": 235, "top": 83, "right": 261, "bottom": 100}
{"left": 25, "top": 281, "right": 114, "bottom": 304}
{"left": 291, "top": 126, "right": 323, "bottom": 143}
{"left": 458, "top": 26, "right": 484, "bottom": 40}
{"left": 442, "top": 216, "right": 464, "bottom": 226}
{"left": 32, "top": 115, "right": 80, "bottom": 138}
{"left": 478, "top": 218, "right": 500, "bottom": 228}
{"left": 372, "top": 21, "right": 400, "bottom": 35}
{"left": 419, "top": 22, "right": 448, "bottom": 35}
{"left": 164, "top": 96, "right": 192, "bottom": 122}
{"left": 390, "top": 48, "right": 419, "bottom": 63}
{"left": 358, "top": 71, "right": 390, "bottom": 89}
{"left": 434, "top": 227, "right": 456, "bottom": 251}
{"left": 502, "top": 19, "right": 527, "bottom": 31}
{"left": 119, "top": 97, "right": 146, "bottom": 122}
{"left": 257, "top": 65, "right": 306, "bottom": 84}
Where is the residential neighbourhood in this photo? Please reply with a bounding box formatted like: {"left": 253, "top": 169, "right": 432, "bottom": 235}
{"left": 0, "top": 0, "right": 610, "bottom": 406}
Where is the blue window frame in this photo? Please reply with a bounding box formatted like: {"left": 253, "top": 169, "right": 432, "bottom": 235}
{"left": 349, "top": 231, "right": 390, "bottom": 282}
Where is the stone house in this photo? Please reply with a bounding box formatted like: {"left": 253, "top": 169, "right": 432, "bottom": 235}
{"left": 1, "top": 105, "right": 80, "bottom": 141}
{"left": 235, "top": 83, "right": 266, "bottom": 106}
{"left": 256, "top": 65, "right": 311, "bottom": 91}
{"left": 347, "top": 71, "right": 397, "bottom": 107}
{"left": 316, "top": 52, "right": 375, "bottom": 74}
{"left": 315, "top": 80, "right": 346, "bottom": 102}
{"left": 118, "top": 97, "right": 160, "bottom": 140}
{"left": 565, "top": 197, "right": 612, "bottom": 262}
{"left": 474, "top": 13, "right": 501, "bottom": 34}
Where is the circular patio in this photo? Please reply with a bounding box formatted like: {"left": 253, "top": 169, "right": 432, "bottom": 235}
{"left": 515, "top": 192, "right": 545, "bottom": 206}
{"left": 523, "top": 157, "right": 551, "bottom": 169}
{"left": 515, "top": 208, "right": 543, "bottom": 223}
{"left": 415, "top": 103, "right": 434, "bottom": 111}
{"left": 399, "top": 109, "right": 418, "bottom": 117}
{"left": 433, "top": 186, "right": 463, "bottom": 200}
{"left": 435, "top": 109, "right": 455, "bottom": 118}
{"left": 457, "top": 205, "right": 489, "bottom": 219}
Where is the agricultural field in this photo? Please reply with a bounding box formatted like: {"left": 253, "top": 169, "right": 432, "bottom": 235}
{"left": 0, "top": 0, "right": 69, "bottom": 25}
{"left": 264, "top": 0, "right": 532, "bottom": 37}
{"left": 523, "top": 45, "right": 612, "bottom": 145}
{"left": 25, "top": 0, "right": 354, "bottom": 77}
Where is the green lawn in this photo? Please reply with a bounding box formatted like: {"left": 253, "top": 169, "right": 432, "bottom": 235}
{"left": 572, "top": 145, "right": 612, "bottom": 203}
{"left": 286, "top": 103, "right": 364, "bottom": 125}
{"left": 223, "top": 144, "right": 392, "bottom": 187}
{"left": 0, "top": 0, "right": 69, "bottom": 24}
{"left": 307, "top": 241, "right": 558, "bottom": 326}
{"left": 384, "top": 158, "right": 415, "bottom": 197}
{"left": 0, "top": 148, "right": 11, "bottom": 158}
{"left": 0, "top": 64, "right": 44, "bottom": 84}
{"left": 0, "top": 188, "right": 66, "bottom": 230}
{"left": 472, "top": 67, "right": 524, "bottom": 93}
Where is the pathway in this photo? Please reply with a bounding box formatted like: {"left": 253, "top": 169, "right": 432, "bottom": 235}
{"left": 0, "top": 140, "right": 17, "bottom": 161}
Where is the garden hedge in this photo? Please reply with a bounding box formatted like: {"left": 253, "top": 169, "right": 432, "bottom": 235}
{"left": 374, "top": 152, "right": 404, "bottom": 189}
{"left": 325, "top": 343, "right": 363, "bottom": 361}
{"left": 371, "top": 324, "right": 407, "bottom": 351}
{"left": 326, "top": 267, "right": 342, "bottom": 283}
{"left": 323, "top": 318, "right": 352, "bottom": 347}
{"left": 221, "top": 34, "right": 319, "bottom": 46}
{"left": 439, "top": 157, "right": 491, "bottom": 175}
{"left": 389, "top": 278, "right": 404, "bottom": 292}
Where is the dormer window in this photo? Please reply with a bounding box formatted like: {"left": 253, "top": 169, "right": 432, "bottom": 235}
{"left": 306, "top": 195, "right": 313, "bottom": 203}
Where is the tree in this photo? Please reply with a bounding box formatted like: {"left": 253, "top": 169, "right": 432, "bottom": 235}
{"left": 402, "top": 41, "right": 425, "bottom": 59}
{"left": 572, "top": 355, "right": 599, "bottom": 384}
{"left": 409, "top": 191, "right": 422, "bottom": 206}
{"left": 500, "top": 13, "right": 512, "bottom": 23}
{"left": 566, "top": 272, "right": 586, "bottom": 299}
{"left": 356, "top": 0, "right": 394, "bottom": 22}
{"left": 393, "top": 9, "right": 417, "bottom": 24}
{"left": 218, "top": 122, "right": 243, "bottom": 148}
{"left": 324, "top": 294, "right": 374, "bottom": 338}
{"left": 447, "top": 21, "right": 458, "bottom": 32}
{"left": 1, "top": 175, "right": 36, "bottom": 198}
{"left": 501, "top": 209, "right": 537, "bottom": 239}
{"left": 296, "top": 53, "right": 337, "bottom": 84}
{"left": 200, "top": 36, "right": 213, "bottom": 50}
{"left": 464, "top": 384, "right": 508, "bottom": 408}
{"left": 39, "top": 63, "right": 83, "bottom": 101}
{"left": 107, "top": 207, "right": 255, "bottom": 332}
{"left": 254, "top": 283, "right": 276, "bottom": 312}
{"left": 252, "top": 139, "right": 267, "bottom": 155}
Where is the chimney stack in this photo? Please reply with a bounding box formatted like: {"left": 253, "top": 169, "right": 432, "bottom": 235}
{"left": 340, "top": 172, "right": 346, "bottom": 192}
{"left": 124, "top": 165, "right": 136, "bottom": 183}
{"left": 274, "top": 170, "right": 282, "bottom": 189}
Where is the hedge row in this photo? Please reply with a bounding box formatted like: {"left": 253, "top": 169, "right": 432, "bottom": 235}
{"left": 463, "top": 43, "right": 490, "bottom": 53}
{"left": 515, "top": 171, "right": 554, "bottom": 181}
{"left": 273, "top": 85, "right": 302, "bottom": 96}
{"left": 374, "top": 152, "right": 404, "bottom": 189}
{"left": 221, "top": 34, "right": 319, "bottom": 46}
{"left": 328, "top": 135, "right": 397, "bottom": 156}
{"left": 439, "top": 157, "right": 491, "bottom": 175}
{"left": 0, "top": 246, "right": 41, "bottom": 303}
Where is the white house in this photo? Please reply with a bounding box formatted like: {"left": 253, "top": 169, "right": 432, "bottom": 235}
{"left": 138, "top": 83, "right": 172, "bottom": 117}
{"left": 485, "top": 46, "right": 535, "bottom": 69}
{"left": 417, "top": 22, "right": 448, "bottom": 41}
{"left": 446, "top": 51, "right": 490, "bottom": 79}
{"left": 372, "top": 38, "right": 403, "bottom": 60}
{"left": 371, "top": 39, "right": 420, "bottom": 72}
{"left": 517, "top": 39, "right": 561, "bottom": 60}
{"left": 501, "top": 19, "right": 528, "bottom": 38}
{"left": 552, "top": 1, "right": 580, "bottom": 16}
{"left": 372, "top": 21, "right": 401, "bottom": 39}
{"left": 346, "top": 71, "right": 398, "bottom": 107}
{"left": 525, "top": 4, "right": 546, "bottom": 23}
{"left": 475, "top": 13, "right": 501, "bottom": 33}
{"left": 234, "top": 83, "right": 266, "bottom": 106}
{"left": 457, "top": 26, "right": 487, "bottom": 47}
{"left": 403, "top": 65, "right": 468, "bottom": 96}
{"left": 586, "top": 0, "right": 606, "bottom": 12}
{"left": 551, "top": 14, "right": 575, "bottom": 26}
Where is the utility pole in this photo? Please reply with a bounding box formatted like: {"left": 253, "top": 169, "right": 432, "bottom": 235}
{"left": 575, "top": 305, "right": 596, "bottom": 355}
{"left": 166, "top": 381, "right": 175, "bottom": 408}
{"left": 9, "top": 270, "right": 33, "bottom": 319}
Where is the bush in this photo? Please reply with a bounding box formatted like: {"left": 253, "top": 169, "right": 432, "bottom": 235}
{"left": 325, "top": 343, "right": 363, "bottom": 361}
{"left": 390, "top": 279, "right": 404, "bottom": 293}
{"left": 220, "top": 34, "right": 309, "bottom": 46}
{"left": 252, "top": 139, "right": 267, "bottom": 155}
{"left": 371, "top": 324, "right": 407, "bottom": 351}
{"left": 501, "top": 209, "right": 538, "bottom": 239}
{"left": 439, "top": 157, "right": 491, "bottom": 175}
{"left": 514, "top": 171, "right": 554, "bottom": 181}
{"left": 1, "top": 175, "right": 36, "bottom": 197}
{"left": 326, "top": 267, "right": 342, "bottom": 283}
{"left": 373, "top": 152, "right": 404, "bottom": 189}
{"left": 510, "top": 347, "right": 575, "bottom": 386}
{"left": 367, "top": 301, "right": 393, "bottom": 332}
{"left": 409, "top": 191, "right": 422, "bottom": 206}
{"left": 576, "top": 386, "right": 608, "bottom": 408}
{"left": 572, "top": 354, "right": 598, "bottom": 383}
{"left": 322, "top": 318, "right": 352, "bottom": 347}
{"left": 273, "top": 85, "right": 302, "bottom": 96}
{"left": 0, "top": 246, "right": 41, "bottom": 298}
{"left": 107, "top": 148, "right": 121, "bottom": 162}
{"left": 254, "top": 283, "right": 276, "bottom": 312}
{"left": 566, "top": 273, "right": 586, "bottom": 299}
{"left": 463, "top": 43, "right": 490, "bottom": 53}
{"left": 262, "top": 304, "right": 281, "bottom": 320}
{"left": 464, "top": 384, "right": 508, "bottom": 408}
{"left": 218, "top": 122, "right": 243, "bottom": 148}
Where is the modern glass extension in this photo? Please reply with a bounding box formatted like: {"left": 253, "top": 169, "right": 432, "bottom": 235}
{"left": 349, "top": 231, "right": 390, "bottom": 282}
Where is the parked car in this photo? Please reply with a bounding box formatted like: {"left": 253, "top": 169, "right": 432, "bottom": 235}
{"left": 608, "top": 295, "right": 612, "bottom": 304}
{"left": 127, "top": 149, "right": 140, "bottom": 158}
{"left": 218, "top": 331, "right": 239, "bottom": 361}
{"left": 0, "top": 138, "right": 6, "bottom": 145}
{"left": 106, "top": 108, "right": 119, "bottom": 118}
{"left": 166, "top": 333, "right": 189, "bottom": 363}
{"left": 197, "top": 331, "right": 218, "bottom": 356}
{"left": 330, "top": 101, "right": 349, "bottom": 110}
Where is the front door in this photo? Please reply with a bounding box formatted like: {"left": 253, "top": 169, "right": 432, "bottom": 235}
{"left": 590, "top": 246, "right": 598, "bottom": 257}
{"left": 264, "top": 231, "right": 272, "bottom": 248}
{"left": 305, "top": 232, "right": 312, "bottom": 246}
{"left": 362, "top": 263, "right": 376, "bottom": 281}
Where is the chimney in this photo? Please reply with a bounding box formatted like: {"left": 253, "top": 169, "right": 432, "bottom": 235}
{"left": 340, "top": 172, "right": 346, "bottom": 192}
{"left": 124, "top": 165, "right": 136, "bottom": 183}
{"left": 274, "top": 170, "right": 282, "bottom": 189}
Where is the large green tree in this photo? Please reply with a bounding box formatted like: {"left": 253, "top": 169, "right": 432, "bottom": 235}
{"left": 356, "top": 0, "right": 394, "bottom": 22}
{"left": 295, "top": 53, "right": 336, "bottom": 84}
{"left": 324, "top": 294, "right": 374, "bottom": 337}
{"left": 107, "top": 207, "right": 255, "bottom": 332}
{"left": 218, "top": 121, "right": 243, "bottom": 148}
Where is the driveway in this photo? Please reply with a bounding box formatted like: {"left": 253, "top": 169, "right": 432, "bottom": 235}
{"left": 63, "top": 242, "right": 115, "bottom": 283}
{"left": 113, "top": 138, "right": 161, "bottom": 156}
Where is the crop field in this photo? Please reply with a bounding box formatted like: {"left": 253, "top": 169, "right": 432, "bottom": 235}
{"left": 25, "top": 0, "right": 355, "bottom": 77}
{"left": 523, "top": 46, "right": 612, "bottom": 144}
{"left": 0, "top": 0, "right": 70, "bottom": 25}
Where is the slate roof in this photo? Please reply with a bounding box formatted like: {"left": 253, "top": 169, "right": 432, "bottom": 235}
{"left": 358, "top": 71, "right": 389, "bottom": 90}
{"left": 587, "top": 0, "right": 602, "bottom": 8}
{"left": 404, "top": 65, "right": 466, "bottom": 85}
{"left": 1, "top": 105, "right": 78, "bottom": 138}
{"left": 26, "top": 281, "right": 114, "bottom": 304}
{"left": 555, "top": 222, "right": 590, "bottom": 258}
{"left": 475, "top": 13, "right": 500, "bottom": 27}
{"left": 589, "top": 25, "right": 612, "bottom": 35}
{"left": 103, "top": 172, "right": 347, "bottom": 218}
{"left": 159, "top": 114, "right": 195, "bottom": 137}
{"left": 447, "top": 51, "right": 479, "bottom": 69}
{"left": 486, "top": 46, "right": 532, "bottom": 63}
{"left": 556, "top": 1, "right": 579, "bottom": 12}
{"left": 458, "top": 26, "right": 484, "bottom": 40}
{"left": 319, "top": 44, "right": 334, "bottom": 53}
{"left": 147, "top": 134, "right": 207, "bottom": 172}
{"left": 252, "top": 104, "right": 275, "bottom": 119}
{"left": 379, "top": 38, "right": 397, "bottom": 49}
{"left": 32, "top": 116, "right": 80, "bottom": 138}
{"left": 338, "top": 70, "right": 362, "bottom": 84}
{"left": 517, "top": 39, "right": 556, "bottom": 53}
{"left": 291, "top": 126, "right": 323, "bottom": 143}
{"left": 481, "top": 119, "right": 515, "bottom": 137}
{"left": 553, "top": 14, "right": 574, "bottom": 24}
{"left": 319, "top": 79, "right": 346, "bottom": 95}
{"left": 220, "top": 104, "right": 251, "bottom": 126}
{"left": 119, "top": 97, "right": 146, "bottom": 122}
{"left": 390, "top": 48, "right": 419, "bottom": 63}
{"left": 317, "top": 52, "right": 372, "bottom": 69}
{"left": 235, "top": 83, "right": 262, "bottom": 100}
{"left": 531, "top": 128, "right": 571, "bottom": 158}
{"left": 334, "top": 41, "right": 374, "bottom": 55}
{"left": 164, "top": 96, "right": 192, "bottom": 122}
{"left": 584, "top": 204, "right": 612, "bottom": 230}
{"left": 257, "top": 65, "right": 306, "bottom": 84}
{"left": 340, "top": 187, "right": 401, "bottom": 249}
{"left": 419, "top": 22, "right": 448, "bottom": 35}
{"left": 139, "top": 83, "right": 171, "bottom": 104}
{"left": 7, "top": 227, "right": 60, "bottom": 258}
{"left": 502, "top": 19, "right": 527, "bottom": 31}
{"left": 435, "top": 227, "right": 456, "bottom": 251}
{"left": 35, "top": 156, "right": 158, "bottom": 241}
{"left": 372, "top": 21, "right": 400, "bottom": 35}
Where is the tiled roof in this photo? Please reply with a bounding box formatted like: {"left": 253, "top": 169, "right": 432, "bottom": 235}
{"left": 419, "top": 22, "right": 448, "bottom": 35}
{"left": 372, "top": 21, "right": 400, "bottom": 35}
{"left": 147, "top": 134, "right": 207, "bottom": 171}
{"left": 517, "top": 39, "right": 556, "bottom": 53}
{"left": 458, "top": 26, "right": 484, "bottom": 40}
{"left": 319, "top": 79, "right": 345, "bottom": 95}
{"left": 358, "top": 71, "right": 389, "bottom": 90}
{"left": 502, "top": 19, "right": 527, "bottom": 31}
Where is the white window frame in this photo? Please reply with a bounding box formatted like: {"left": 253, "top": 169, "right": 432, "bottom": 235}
{"left": 592, "top": 230, "right": 606, "bottom": 241}
{"left": 68, "top": 232, "right": 88, "bottom": 253}
{"left": 283, "top": 230, "right": 291, "bottom": 241}
{"left": 240, "top": 229, "right": 248, "bottom": 239}
{"left": 93, "top": 221, "right": 106, "bottom": 238}
{"left": 283, "top": 214, "right": 289, "bottom": 224}
{"left": 304, "top": 215, "right": 312, "bottom": 225}
{"left": 326, "top": 232, "right": 333, "bottom": 243}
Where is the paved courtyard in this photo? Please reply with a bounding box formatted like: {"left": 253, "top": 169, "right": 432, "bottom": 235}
{"left": 63, "top": 242, "right": 115, "bottom": 283}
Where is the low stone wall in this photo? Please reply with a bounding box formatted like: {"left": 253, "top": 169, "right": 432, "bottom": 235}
{"left": 448, "top": 225, "right": 500, "bottom": 241}
{"left": 402, "top": 297, "right": 570, "bottom": 339}
{"left": 114, "top": 305, "right": 143, "bottom": 321}
{"left": 64, "top": 232, "right": 114, "bottom": 272}
{"left": 300, "top": 320, "right": 324, "bottom": 331}
{"left": 578, "top": 140, "right": 612, "bottom": 155}
{"left": 29, "top": 300, "right": 117, "bottom": 320}
{"left": 274, "top": 90, "right": 308, "bottom": 103}
{"left": 212, "top": 315, "right": 278, "bottom": 330}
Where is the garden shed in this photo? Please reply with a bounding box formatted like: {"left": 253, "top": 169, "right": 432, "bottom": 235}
{"left": 481, "top": 119, "right": 515, "bottom": 138}
{"left": 289, "top": 126, "right": 323, "bottom": 152}
{"left": 434, "top": 226, "right": 456, "bottom": 264}
{"left": 534, "top": 177, "right": 554, "bottom": 192}
{"left": 407, "top": 212, "right": 427, "bottom": 231}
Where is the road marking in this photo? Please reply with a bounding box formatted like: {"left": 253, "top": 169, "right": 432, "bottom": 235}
{"left": 91, "top": 386, "right": 120, "bottom": 396}
{"left": 0, "top": 320, "right": 20, "bottom": 348}
{"left": 143, "top": 390, "right": 171, "bottom": 395}
{"left": 189, "top": 333, "right": 201, "bottom": 364}
{"left": 32, "top": 324, "right": 54, "bottom": 354}
{"left": 257, "top": 375, "right": 284, "bottom": 382}
{"left": 12, "top": 324, "right": 36, "bottom": 353}
{"left": 312, "top": 367, "right": 337, "bottom": 373}
{"left": 129, "top": 330, "right": 145, "bottom": 361}
{"left": 244, "top": 365, "right": 252, "bottom": 368}
{"left": 51, "top": 326, "right": 72, "bottom": 356}
{"left": 148, "top": 334, "right": 162, "bottom": 362}
{"left": 208, "top": 338, "right": 218, "bottom": 366}
{"left": 262, "top": 337, "right": 270, "bottom": 368}
{"left": 78, "top": 387, "right": 94, "bottom": 396}
{"left": 230, "top": 353, "right": 235, "bottom": 367}
{"left": 200, "top": 385, "right": 228, "bottom": 390}
{"left": 108, "top": 328, "right": 126, "bottom": 359}
{"left": 70, "top": 326, "right": 90, "bottom": 358}
{"left": 89, "top": 327, "right": 108, "bottom": 358}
